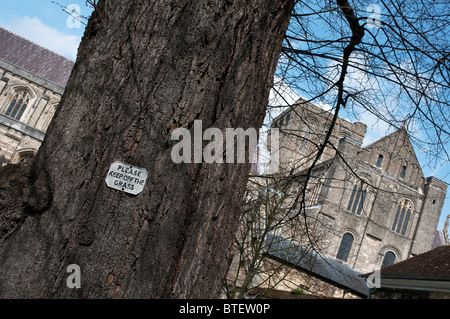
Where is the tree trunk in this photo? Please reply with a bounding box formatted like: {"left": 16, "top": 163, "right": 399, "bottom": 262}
{"left": 0, "top": 0, "right": 294, "bottom": 298}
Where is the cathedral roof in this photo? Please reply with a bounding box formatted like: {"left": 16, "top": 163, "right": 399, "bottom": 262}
{"left": 362, "top": 127, "right": 409, "bottom": 151}
{"left": 362, "top": 127, "right": 425, "bottom": 179}
{"left": 0, "top": 26, "right": 74, "bottom": 87}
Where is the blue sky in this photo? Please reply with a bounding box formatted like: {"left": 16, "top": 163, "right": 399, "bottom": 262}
{"left": 0, "top": 1, "right": 449, "bottom": 233}
{"left": 0, "top": 0, "right": 93, "bottom": 60}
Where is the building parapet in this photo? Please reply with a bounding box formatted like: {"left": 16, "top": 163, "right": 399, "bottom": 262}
{"left": 0, "top": 113, "right": 46, "bottom": 141}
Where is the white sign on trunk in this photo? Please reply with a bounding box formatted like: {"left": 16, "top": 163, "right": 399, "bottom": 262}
{"left": 105, "top": 161, "right": 148, "bottom": 195}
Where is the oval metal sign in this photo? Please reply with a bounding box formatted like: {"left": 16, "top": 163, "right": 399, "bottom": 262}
{"left": 105, "top": 161, "right": 148, "bottom": 195}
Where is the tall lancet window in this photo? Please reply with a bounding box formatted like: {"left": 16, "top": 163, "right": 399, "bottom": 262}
{"left": 336, "top": 233, "right": 354, "bottom": 262}
{"left": 299, "top": 126, "right": 311, "bottom": 154}
{"left": 391, "top": 200, "right": 412, "bottom": 236}
{"left": 376, "top": 154, "right": 383, "bottom": 167}
{"left": 5, "top": 90, "right": 29, "bottom": 121}
{"left": 400, "top": 165, "right": 407, "bottom": 179}
{"left": 347, "top": 181, "right": 367, "bottom": 216}
{"left": 381, "top": 251, "right": 396, "bottom": 268}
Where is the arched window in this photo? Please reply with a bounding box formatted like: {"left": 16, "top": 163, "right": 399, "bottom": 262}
{"left": 336, "top": 233, "right": 354, "bottom": 262}
{"left": 400, "top": 165, "right": 407, "bottom": 179}
{"left": 299, "top": 126, "right": 311, "bottom": 154}
{"left": 318, "top": 130, "right": 328, "bottom": 147}
{"left": 346, "top": 181, "right": 367, "bottom": 216}
{"left": 5, "top": 90, "right": 30, "bottom": 121}
{"left": 381, "top": 251, "right": 396, "bottom": 268}
{"left": 17, "top": 151, "right": 36, "bottom": 164}
{"left": 308, "top": 180, "right": 323, "bottom": 206}
{"left": 376, "top": 154, "right": 383, "bottom": 167}
{"left": 391, "top": 200, "right": 412, "bottom": 235}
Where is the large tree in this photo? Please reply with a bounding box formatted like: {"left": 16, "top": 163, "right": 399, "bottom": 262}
{"left": 0, "top": 0, "right": 295, "bottom": 298}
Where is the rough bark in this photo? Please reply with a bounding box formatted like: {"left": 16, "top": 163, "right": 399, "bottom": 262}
{"left": 0, "top": 0, "right": 294, "bottom": 298}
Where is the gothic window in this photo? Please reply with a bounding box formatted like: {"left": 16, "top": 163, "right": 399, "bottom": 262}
{"left": 284, "top": 113, "right": 291, "bottom": 126}
{"left": 400, "top": 165, "right": 407, "bottom": 179}
{"left": 17, "top": 150, "right": 36, "bottom": 164}
{"left": 391, "top": 200, "right": 412, "bottom": 235}
{"left": 5, "top": 90, "right": 30, "bottom": 121}
{"left": 299, "top": 126, "right": 311, "bottom": 154}
{"left": 346, "top": 181, "right": 367, "bottom": 216}
{"left": 308, "top": 181, "right": 323, "bottom": 206}
{"left": 376, "top": 154, "right": 383, "bottom": 168}
{"left": 381, "top": 251, "right": 396, "bottom": 268}
{"left": 318, "top": 130, "right": 328, "bottom": 147}
{"left": 337, "top": 233, "right": 354, "bottom": 262}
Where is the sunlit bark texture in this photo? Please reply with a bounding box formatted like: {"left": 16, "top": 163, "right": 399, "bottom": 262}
{"left": 0, "top": 0, "right": 294, "bottom": 298}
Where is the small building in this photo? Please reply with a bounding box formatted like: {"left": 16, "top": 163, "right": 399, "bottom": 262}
{"left": 367, "top": 245, "right": 450, "bottom": 299}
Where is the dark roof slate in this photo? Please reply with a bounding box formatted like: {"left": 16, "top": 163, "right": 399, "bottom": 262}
{"left": 0, "top": 26, "right": 74, "bottom": 87}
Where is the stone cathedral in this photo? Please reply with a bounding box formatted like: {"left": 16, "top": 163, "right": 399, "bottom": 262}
{"left": 0, "top": 27, "right": 73, "bottom": 165}
{"left": 271, "top": 98, "right": 448, "bottom": 274}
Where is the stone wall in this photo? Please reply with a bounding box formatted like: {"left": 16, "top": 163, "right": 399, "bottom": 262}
{"left": 274, "top": 100, "right": 448, "bottom": 274}
{"left": 0, "top": 64, "right": 63, "bottom": 164}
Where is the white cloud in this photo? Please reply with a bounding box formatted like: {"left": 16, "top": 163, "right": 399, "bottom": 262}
{"left": 269, "top": 77, "right": 301, "bottom": 108}
{"left": 6, "top": 16, "right": 81, "bottom": 60}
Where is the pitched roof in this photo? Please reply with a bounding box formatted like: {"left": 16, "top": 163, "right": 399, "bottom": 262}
{"left": 379, "top": 245, "right": 450, "bottom": 281}
{"left": 363, "top": 128, "right": 420, "bottom": 163}
{"left": 362, "top": 127, "right": 426, "bottom": 182}
{"left": 364, "top": 127, "right": 414, "bottom": 155}
{"left": 0, "top": 27, "right": 74, "bottom": 87}
{"left": 264, "top": 233, "right": 370, "bottom": 297}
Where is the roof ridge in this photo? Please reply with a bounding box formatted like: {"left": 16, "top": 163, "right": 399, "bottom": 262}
{"left": 361, "top": 127, "right": 397, "bottom": 149}
{"left": 0, "top": 26, "right": 75, "bottom": 63}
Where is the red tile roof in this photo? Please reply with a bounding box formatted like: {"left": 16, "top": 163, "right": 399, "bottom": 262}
{"left": 379, "top": 245, "right": 450, "bottom": 281}
{"left": 0, "top": 27, "right": 74, "bottom": 87}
